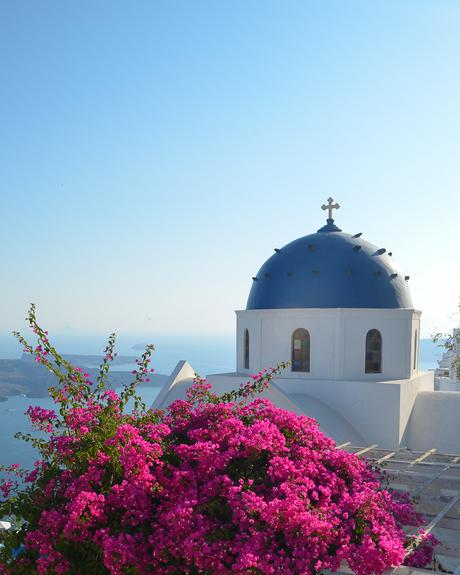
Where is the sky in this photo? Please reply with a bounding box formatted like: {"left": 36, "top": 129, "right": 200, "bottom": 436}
{"left": 1, "top": 0, "right": 459, "bottom": 339}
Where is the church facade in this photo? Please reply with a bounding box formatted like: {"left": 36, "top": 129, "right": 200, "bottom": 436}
{"left": 154, "top": 200, "right": 460, "bottom": 452}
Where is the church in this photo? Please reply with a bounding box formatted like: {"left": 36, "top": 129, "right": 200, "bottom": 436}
{"left": 154, "top": 199, "right": 460, "bottom": 452}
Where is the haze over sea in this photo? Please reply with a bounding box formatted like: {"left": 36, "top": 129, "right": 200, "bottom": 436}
{"left": 0, "top": 332, "right": 235, "bottom": 375}
{"left": 0, "top": 331, "right": 443, "bottom": 470}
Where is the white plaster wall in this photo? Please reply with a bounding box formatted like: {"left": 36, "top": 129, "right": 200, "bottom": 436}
{"left": 341, "top": 311, "right": 412, "bottom": 380}
{"left": 206, "top": 371, "right": 434, "bottom": 449}
{"left": 237, "top": 308, "right": 417, "bottom": 381}
{"left": 278, "top": 372, "right": 433, "bottom": 447}
{"left": 411, "top": 313, "right": 422, "bottom": 376}
{"left": 276, "top": 376, "right": 402, "bottom": 448}
{"left": 259, "top": 313, "right": 336, "bottom": 379}
{"left": 154, "top": 365, "right": 439, "bottom": 450}
{"left": 405, "top": 391, "right": 460, "bottom": 453}
{"left": 437, "top": 377, "right": 460, "bottom": 392}
{"left": 236, "top": 314, "right": 261, "bottom": 373}
{"left": 152, "top": 360, "right": 196, "bottom": 409}
{"left": 398, "top": 371, "right": 434, "bottom": 442}
{"left": 205, "top": 373, "right": 366, "bottom": 445}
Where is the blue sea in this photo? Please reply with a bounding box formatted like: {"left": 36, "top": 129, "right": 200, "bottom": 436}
{"left": 0, "top": 331, "right": 235, "bottom": 471}
{"left": 0, "top": 331, "right": 236, "bottom": 375}
{"left": 0, "top": 332, "right": 443, "bottom": 470}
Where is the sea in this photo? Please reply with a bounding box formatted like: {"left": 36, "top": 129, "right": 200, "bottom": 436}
{"left": 0, "top": 332, "right": 444, "bottom": 471}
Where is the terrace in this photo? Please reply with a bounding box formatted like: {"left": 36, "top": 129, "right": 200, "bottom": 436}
{"left": 335, "top": 444, "right": 460, "bottom": 574}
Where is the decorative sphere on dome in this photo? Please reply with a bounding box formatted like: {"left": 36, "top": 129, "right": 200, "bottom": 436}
{"left": 246, "top": 199, "right": 412, "bottom": 310}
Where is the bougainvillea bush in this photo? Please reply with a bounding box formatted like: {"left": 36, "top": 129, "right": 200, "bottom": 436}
{"left": 0, "top": 306, "right": 436, "bottom": 575}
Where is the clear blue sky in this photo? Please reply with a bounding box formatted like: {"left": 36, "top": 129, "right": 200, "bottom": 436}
{"left": 1, "top": 1, "right": 459, "bottom": 338}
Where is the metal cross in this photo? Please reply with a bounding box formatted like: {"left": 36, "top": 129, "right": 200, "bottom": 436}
{"left": 321, "top": 197, "right": 340, "bottom": 219}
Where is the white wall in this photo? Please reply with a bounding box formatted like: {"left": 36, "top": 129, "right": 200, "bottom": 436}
{"left": 276, "top": 376, "right": 403, "bottom": 447}
{"left": 259, "top": 313, "right": 336, "bottom": 378}
{"left": 155, "top": 363, "right": 439, "bottom": 450}
{"left": 276, "top": 372, "right": 433, "bottom": 448}
{"left": 236, "top": 308, "right": 418, "bottom": 381}
{"left": 204, "top": 370, "right": 435, "bottom": 449}
{"left": 436, "top": 377, "right": 460, "bottom": 392}
{"left": 405, "top": 391, "right": 460, "bottom": 452}
{"left": 411, "top": 314, "right": 422, "bottom": 375}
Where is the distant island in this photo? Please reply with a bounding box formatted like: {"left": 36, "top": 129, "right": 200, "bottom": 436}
{"left": 0, "top": 354, "right": 168, "bottom": 400}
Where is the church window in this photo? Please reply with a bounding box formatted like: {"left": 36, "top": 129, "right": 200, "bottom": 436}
{"left": 244, "top": 329, "right": 250, "bottom": 369}
{"left": 291, "top": 329, "right": 310, "bottom": 372}
{"left": 365, "top": 329, "right": 382, "bottom": 373}
{"left": 413, "top": 329, "right": 418, "bottom": 370}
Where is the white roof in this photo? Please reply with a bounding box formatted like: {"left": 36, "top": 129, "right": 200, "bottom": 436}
{"left": 342, "top": 444, "right": 460, "bottom": 574}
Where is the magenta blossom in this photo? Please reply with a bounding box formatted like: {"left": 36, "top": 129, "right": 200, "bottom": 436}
{"left": 0, "top": 306, "right": 437, "bottom": 575}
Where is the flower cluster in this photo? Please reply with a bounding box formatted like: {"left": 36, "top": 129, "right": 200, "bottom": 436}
{"left": 25, "top": 407, "right": 57, "bottom": 433}
{"left": 0, "top": 306, "right": 437, "bottom": 574}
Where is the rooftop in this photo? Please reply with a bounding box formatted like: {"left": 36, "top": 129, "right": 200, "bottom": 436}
{"left": 246, "top": 199, "right": 413, "bottom": 310}
{"left": 336, "top": 444, "right": 460, "bottom": 574}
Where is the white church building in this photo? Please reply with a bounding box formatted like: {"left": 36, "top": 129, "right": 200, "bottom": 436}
{"left": 154, "top": 200, "right": 460, "bottom": 453}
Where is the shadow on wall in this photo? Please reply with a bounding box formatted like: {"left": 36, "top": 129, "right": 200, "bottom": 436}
{"left": 286, "top": 391, "right": 366, "bottom": 446}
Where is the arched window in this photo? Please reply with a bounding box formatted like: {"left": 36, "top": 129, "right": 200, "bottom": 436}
{"left": 243, "top": 329, "right": 250, "bottom": 369}
{"left": 365, "top": 329, "right": 382, "bottom": 373}
{"left": 413, "top": 329, "right": 418, "bottom": 370}
{"left": 291, "top": 328, "right": 310, "bottom": 372}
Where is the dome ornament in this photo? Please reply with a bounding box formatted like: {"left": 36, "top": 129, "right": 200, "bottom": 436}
{"left": 322, "top": 197, "right": 340, "bottom": 219}
{"left": 318, "top": 197, "right": 342, "bottom": 233}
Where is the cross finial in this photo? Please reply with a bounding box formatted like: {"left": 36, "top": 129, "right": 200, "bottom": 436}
{"left": 321, "top": 197, "right": 340, "bottom": 220}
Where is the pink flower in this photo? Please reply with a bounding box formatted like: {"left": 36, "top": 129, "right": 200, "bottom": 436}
{"left": 1, "top": 332, "right": 435, "bottom": 575}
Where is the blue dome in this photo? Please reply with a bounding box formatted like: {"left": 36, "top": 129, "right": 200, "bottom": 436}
{"left": 246, "top": 219, "right": 412, "bottom": 310}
